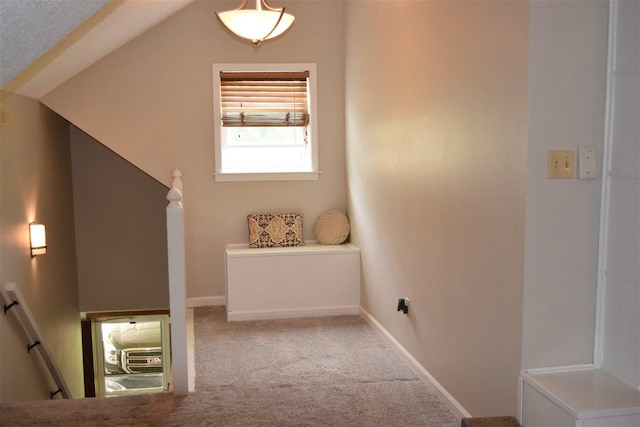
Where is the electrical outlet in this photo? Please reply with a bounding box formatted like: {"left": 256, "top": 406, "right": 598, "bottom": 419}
{"left": 547, "top": 150, "right": 574, "bottom": 179}
{"left": 397, "top": 297, "right": 410, "bottom": 314}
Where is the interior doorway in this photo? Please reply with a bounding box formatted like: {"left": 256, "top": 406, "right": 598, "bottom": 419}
{"left": 84, "top": 312, "right": 171, "bottom": 397}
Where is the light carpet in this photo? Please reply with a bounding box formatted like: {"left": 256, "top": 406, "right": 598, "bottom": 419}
{"left": 0, "top": 306, "right": 460, "bottom": 426}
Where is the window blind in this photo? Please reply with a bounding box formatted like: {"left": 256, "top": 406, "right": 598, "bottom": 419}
{"left": 220, "top": 71, "right": 310, "bottom": 127}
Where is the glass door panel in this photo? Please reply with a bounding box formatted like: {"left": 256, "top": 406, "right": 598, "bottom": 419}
{"left": 94, "top": 315, "right": 171, "bottom": 396}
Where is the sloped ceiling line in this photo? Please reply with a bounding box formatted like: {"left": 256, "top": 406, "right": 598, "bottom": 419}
{"left": 1, "top": 0, "right": 195, "bottom": 99}
{"left": 0, "top": 0, "right": 114, "bottom": 91}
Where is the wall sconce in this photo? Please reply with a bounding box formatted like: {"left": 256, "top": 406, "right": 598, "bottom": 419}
{"left": 29, "top": 223, "right": 47, "bottom": 257}
{"left": 215, "top": 0, "right": 295, "bottom": 46}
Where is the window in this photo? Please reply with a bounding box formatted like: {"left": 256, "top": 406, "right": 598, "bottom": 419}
{"left": 213, "top": 63, "right": 318, "bottom": 181}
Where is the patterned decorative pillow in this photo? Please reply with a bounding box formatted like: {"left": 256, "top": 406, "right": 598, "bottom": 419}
{"left": 247, "top": 213, "right": 304, "bottom": 248}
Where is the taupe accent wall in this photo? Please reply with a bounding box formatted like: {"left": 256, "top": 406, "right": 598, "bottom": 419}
{"left": 70, "top": 126, "right": 169, "bottom": 312}
{"left": 345, "top": 0, "right": 528, "bottom": 417}
{"left": 0, "top": 92, "right": 84, "bottom": 400}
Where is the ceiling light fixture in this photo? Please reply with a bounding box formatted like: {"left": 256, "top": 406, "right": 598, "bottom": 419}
{"left": 215, "top": 0, "right": 295, "bottom": 46}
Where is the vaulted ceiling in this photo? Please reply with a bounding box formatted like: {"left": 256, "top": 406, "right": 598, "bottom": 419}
{"left": 0, "top": 0, "right": 195, "bottom": 99}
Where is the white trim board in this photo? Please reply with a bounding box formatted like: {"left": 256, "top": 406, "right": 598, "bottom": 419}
{"left": 187, "top": 296, "right": 225, "bottom": 308}
{"left": 359, "top": 306, "right": 471, "bottom": 419}
{"left": 523, "top": 364, "right": 597, "bottom": 375}
{"left": 520, "top": 366, "right": 640, "bottom": 421}
{"left": 227, "top": 305, "right": 359, "bottom": 322}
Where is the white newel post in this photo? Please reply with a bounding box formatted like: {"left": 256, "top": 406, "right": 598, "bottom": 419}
{"left": 166, "top": 168, "right": 194, "bottom": 393}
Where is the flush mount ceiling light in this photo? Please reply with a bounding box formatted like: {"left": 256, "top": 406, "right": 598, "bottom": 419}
{"left": 215, "top": 0, "right": 295, "bottom": 46}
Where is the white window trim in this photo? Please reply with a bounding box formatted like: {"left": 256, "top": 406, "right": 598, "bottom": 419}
{"left": 212, "top": 63, "right": 319, "bottom": 182}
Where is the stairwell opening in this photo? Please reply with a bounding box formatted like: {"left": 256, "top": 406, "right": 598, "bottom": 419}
{"left": 82, "top": 311, "right": 171, "bottom": 398}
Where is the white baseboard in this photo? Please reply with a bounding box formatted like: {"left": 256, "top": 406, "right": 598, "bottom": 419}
{"left": 359, "top": 306, "right": 471, "bottom": 419}
{"left": 187, "top": 295, "right": 225, "bottom": 308}
{"left": 227, "top": 305, "right": 360, "bottom": 321}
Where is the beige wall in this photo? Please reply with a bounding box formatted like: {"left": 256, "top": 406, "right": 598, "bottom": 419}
{"left": 41, "top": 0, "right": 346, "bottom": 300}
{"left": 70, "top": 126, "right": 169, "bottom": 312}
{"left": 0, "top": 92, "right": 84, "bottom": 400}
{"left": 522, "top": 0, "right": 608, "bottom": 369}
{"left": 345, "top": 0, "right": 528, "bottom": 417}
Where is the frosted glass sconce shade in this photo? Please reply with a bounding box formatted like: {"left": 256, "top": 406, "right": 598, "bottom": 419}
{"left": 216, "top": 0, "right": 294, "bottom": 46}
{"left": 29, "top": 223, "right": 46, "bottom": 257}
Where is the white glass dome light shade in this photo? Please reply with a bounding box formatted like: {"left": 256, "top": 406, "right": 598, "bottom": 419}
{"left": 216, "top": 0, "right": 295, "bottom": 46}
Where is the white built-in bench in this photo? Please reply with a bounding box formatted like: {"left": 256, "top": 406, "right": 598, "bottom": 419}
{"left": 520, "top": 367, "right": 640, "bottom": 427}
{"left": 224, "top": 243, "right": 360, "bottom": 321}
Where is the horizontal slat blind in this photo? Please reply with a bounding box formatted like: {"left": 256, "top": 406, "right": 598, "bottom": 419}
{"left": 220, "top": 71, "right": 310, "bottom": 127}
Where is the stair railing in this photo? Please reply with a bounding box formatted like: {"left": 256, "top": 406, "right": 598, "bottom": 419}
{"left": 2, "top": 282, "right": 72, "bottom": 399}
{"left": 166, "top": 168, "right": 194, "bottom": 394}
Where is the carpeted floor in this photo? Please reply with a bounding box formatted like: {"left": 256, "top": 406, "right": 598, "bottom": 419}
{"left": 0, "top": 306, "right": 461, "bottom": 426}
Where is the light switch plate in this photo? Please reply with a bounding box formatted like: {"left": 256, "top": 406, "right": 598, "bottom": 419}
{"left": 548, "top": 150, "right": 574, "bottom": 179}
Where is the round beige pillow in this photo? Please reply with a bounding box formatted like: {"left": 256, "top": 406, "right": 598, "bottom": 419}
{"left": 314, "top": 210, "right": 350, "bottom": 245}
